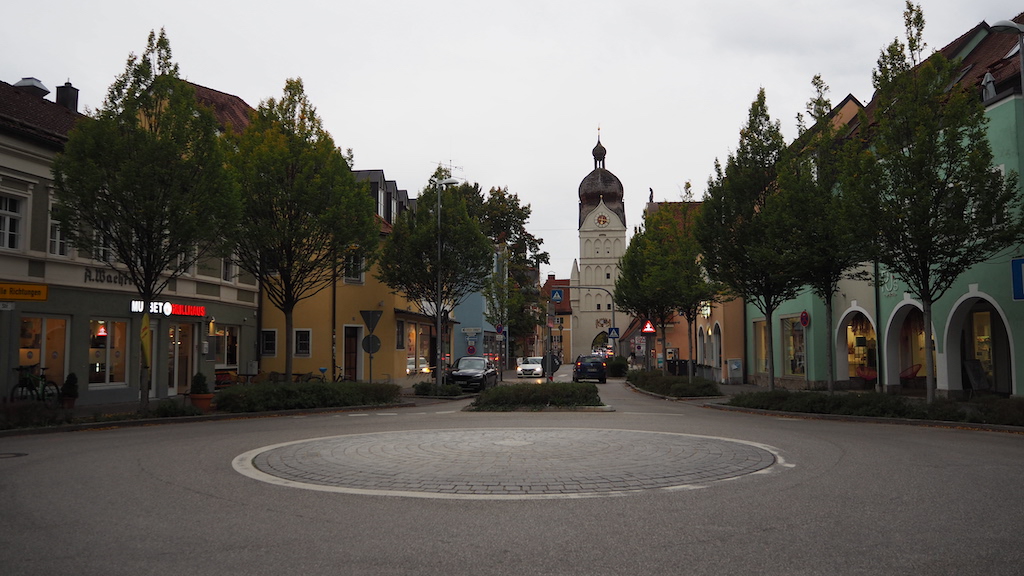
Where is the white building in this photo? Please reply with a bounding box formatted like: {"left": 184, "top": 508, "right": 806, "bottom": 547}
{"left": 570, "top": 138, "right": 630, "bottom": 360}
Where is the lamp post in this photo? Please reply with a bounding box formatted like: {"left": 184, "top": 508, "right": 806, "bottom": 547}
{"left": 992, "top": 19, "right": 1024, "bottom": 95}
{"left": 434, "top": 177, "right": 459, "bottom": 393}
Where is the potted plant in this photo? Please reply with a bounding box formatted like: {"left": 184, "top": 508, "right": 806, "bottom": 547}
{"left": 61, "top": 372, "right": 79, "bottom": 409}
{"left": 190, "top": 372, "right": 214, "bottom": 413}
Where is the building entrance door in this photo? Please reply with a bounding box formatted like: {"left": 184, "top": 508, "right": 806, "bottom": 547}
{"left": 167, "top": 323, "right": 194, "bottom": 395}
{"left": 343, "top": 326, "right": 359, "bottom": 381}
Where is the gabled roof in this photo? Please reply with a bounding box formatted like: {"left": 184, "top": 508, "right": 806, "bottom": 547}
{"left": 860, "top": 12, "right": 1024, "bottom": 125}
{"left": 189, "top": 82, "right": 253, "bottom": 134}
{"left": 541, "top": 275, "right": 572, "bottom": 314}
{"left": 0, "top": 79, "right": 80, "bottom": 149}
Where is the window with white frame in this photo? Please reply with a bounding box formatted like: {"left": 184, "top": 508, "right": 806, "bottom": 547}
{"left": 0, "top": 193, "right": 22, "bottom": 250}
{"left": 259, "top": 329, "right": 277, "bottom": 357}
{"left": 49, "top": 220, "right": 68, "bottom": 256}
{"left": 344, "top": 254, "right": 363, "bottom": 283}
{"left": 294, "top": 329, "right": 312, "bottom": 357}
{"left": 221, "top": 257, "right": 235, "bottom": 282}
{"left": 92, "top": 230, "right": 112, "bottom": 262}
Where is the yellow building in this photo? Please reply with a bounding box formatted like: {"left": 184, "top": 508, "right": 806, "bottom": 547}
{"left": 257, "top": 171, "right": 441, "bottom": 385}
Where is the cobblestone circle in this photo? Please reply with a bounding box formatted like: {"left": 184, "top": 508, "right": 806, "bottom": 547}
{"left": 235, "top": 428, "right": 779, "bottom": 500}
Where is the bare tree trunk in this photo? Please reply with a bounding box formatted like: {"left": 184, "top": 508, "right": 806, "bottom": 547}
{"left": 824, "top": 297, "right": 835, "bottom": 394}
{"left": 923, "top": 298, "right": 936, "bottom": 404}
{"left": 687, "top": 315, "right": 695, "bottom": 379}
{"left": 284, "top": 305, "right": 295, "bottom": 383}
{"left": 138, "top": 305, "right": 152, "bottom": 415}
{"left": 765, "top": 308, "right": 776, "bottom": 391}
{"left": 659, "top": 324, "right": 668, "bottom": 376}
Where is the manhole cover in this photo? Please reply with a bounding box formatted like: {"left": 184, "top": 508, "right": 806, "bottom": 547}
{"left": 234, "top": 428, "right": 784, "bottom": 500}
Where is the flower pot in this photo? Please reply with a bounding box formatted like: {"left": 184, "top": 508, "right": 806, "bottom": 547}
{"left": 190, "top": 393, "right": 214, "bottom": 413}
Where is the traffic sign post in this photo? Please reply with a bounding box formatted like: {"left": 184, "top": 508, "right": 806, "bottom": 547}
{"left": 550, "top": 289, "right": 563, "bottom": 303}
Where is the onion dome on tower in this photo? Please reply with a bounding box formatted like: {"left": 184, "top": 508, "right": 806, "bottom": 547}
{"left": 578, "top": 137, "right": 626, "bottom": 228}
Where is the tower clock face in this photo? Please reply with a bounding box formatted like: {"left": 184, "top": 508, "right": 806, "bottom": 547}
{"left": 595, "top": 214, "right": 609, "bottom": 227}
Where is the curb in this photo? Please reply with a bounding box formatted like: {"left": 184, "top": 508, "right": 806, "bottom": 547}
{"left": 0, "top": 402, "right": 417, "bottom": 438}
{"left": 624, "top": 380, "right": 1024, "bottom": 435}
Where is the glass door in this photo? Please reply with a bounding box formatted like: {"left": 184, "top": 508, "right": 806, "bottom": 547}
{"left": 167, "top": 323, "right": 194, "bottom": 395}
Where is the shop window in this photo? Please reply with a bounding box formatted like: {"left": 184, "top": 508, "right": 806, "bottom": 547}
{"left": 294, "top": 329, "right": 312, "bottom": 357}
{"left": 211, "top": 324, "right": 239, "bottom": 368}
{"left": 89, "top": 319, "right": 128, "bottom": 387}
{"left": 18, "top": 316, "right": 68, "bottom": 385}
{"left": 418, "top": 324, "right": 430, "bottom": 367}
{"left": 396, "top": 320, "right": 405, "bottom": 350}
{"left": 260, "top": 329, "right": 277, "bottom": 357}
{"left": 753, "top": 320, "right": 767, "bottom": 374}
{"left": 0, "top": 193, "right": 21, "bottom": 250}
{"left": 782, "top": 317, "right": 806, "bottom": 376}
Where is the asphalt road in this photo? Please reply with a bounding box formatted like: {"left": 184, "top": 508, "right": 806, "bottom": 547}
{"left": 2, "top": 367, "right": 1022, "bottom": 575}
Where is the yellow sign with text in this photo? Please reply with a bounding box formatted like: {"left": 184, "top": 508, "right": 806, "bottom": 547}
{"left": 0, "top": 283, "right": 49, "bottom": 301}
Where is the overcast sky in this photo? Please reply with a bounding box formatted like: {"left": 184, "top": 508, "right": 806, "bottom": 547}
{"left": 3, "top": 1, "right": 1017, "bottom": 279}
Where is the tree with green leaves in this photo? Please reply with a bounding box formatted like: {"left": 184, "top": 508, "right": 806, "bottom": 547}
{"left": 848, "top": 2, "right": 1023, "bottom": 403}
{"left": 616, "top": 201, "right": 720, "bottom": 376}
{"left": 52, "top": 29, "right": 237, "bottom": 414}
{"left": 226, "top": 78, "right": 378, "bottom": 380}
{"left": 458, "top": 180, "right": 549, "bottom": 364}
{"left": 778, "top": 75, "right": 873, "bottom": 393}
{"left": 696, "top": 88, "right": 804, "bottom": 390}
{"left": 375, "top": 167, "right": 494, "bottom": 381}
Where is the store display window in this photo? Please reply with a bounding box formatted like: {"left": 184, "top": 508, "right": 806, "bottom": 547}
{"left": 89, "top": 319, "right": 128, "bottom": 386}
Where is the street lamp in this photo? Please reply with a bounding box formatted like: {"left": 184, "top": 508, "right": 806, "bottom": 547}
{"left": 434, "top": 177, "right": 459, "bottom": 393}
{"left": 991, "top": 19, "right": 1024, "bottom": 95}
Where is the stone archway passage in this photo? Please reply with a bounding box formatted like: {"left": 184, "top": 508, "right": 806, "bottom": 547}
{"left": 233, "top": 428, "right": 783, "bottom": 500}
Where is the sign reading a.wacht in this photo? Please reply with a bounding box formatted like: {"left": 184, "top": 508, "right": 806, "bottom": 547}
{"left": 0, "top": 282, "right": 48, "bottom": 301}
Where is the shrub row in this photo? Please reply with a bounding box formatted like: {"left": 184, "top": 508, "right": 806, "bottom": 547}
{"left": 214, "top": 381, "right": 402, "bottom": 413}
{"left": 471, "top": 382, "right": 602, "bottom": 411}
{"left": 627, "top": 370, "right": 721, "bottom": 397}
{"left": 607, "top": 356, "right": 629, "bottom": 377}
{"left": 727, "top": 390, "right": 1024, "bottom": 426}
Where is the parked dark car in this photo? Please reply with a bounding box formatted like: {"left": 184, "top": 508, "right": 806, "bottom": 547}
{"left": 573, "top": 354, "right": 607, "bottom": 383}
{"left": 446, "top": 356, "right": 499, "bottom": 391}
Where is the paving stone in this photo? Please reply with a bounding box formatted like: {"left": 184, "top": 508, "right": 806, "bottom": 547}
{"left": 245, "top": 428, "right": 777, "bottom": 499}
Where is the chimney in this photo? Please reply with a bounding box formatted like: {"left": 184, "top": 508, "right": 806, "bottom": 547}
{"left": 13, "top": 77, "right": 50, "bottom": 99}
{"left": 56, "top": 81, "right": 79, "bottom": 112}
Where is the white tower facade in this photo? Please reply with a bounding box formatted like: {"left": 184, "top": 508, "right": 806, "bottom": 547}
{"left": 569, "top": 138, "right": 630, "bottom": 361}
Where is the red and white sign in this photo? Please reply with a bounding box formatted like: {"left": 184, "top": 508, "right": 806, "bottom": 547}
{"left": 641, "top": 320, "right": 656, "bottom": 334}
{"left": 130, "top": 300, "right": 207, "bottom": 317}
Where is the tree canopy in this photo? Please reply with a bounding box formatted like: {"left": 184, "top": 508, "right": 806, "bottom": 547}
{"left": 617, "top": 201, "right": 718, "bottom": 374}
{"left": 695, "top": 88, "right": 803, "bottom": 389}
{"left": 226, "top": 78, "right": 378, "bottom": 378}
{"left": 52, "top": 29, "right": 237, "bottom": 413}
{"left": 777, "top": 75, "right": 873, "bottom": 392}
{"left": 375, "top": 167, "right": 494, "bottom": 376}
{"left": 848, "top": 1, "right": 1023, "bottom": 402}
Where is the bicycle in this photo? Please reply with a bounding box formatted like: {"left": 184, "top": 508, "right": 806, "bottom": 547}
{"left": 10, "top": 364, "right": 60, "bottom": 409}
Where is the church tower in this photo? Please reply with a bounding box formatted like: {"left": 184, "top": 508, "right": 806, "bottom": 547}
{"left": 570, "top": 137, "right": 629, "bottom": 360}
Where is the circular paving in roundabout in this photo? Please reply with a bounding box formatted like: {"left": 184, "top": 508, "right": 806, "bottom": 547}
{"left": 233, "top": 428, "right": 783, "bottom": 500}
